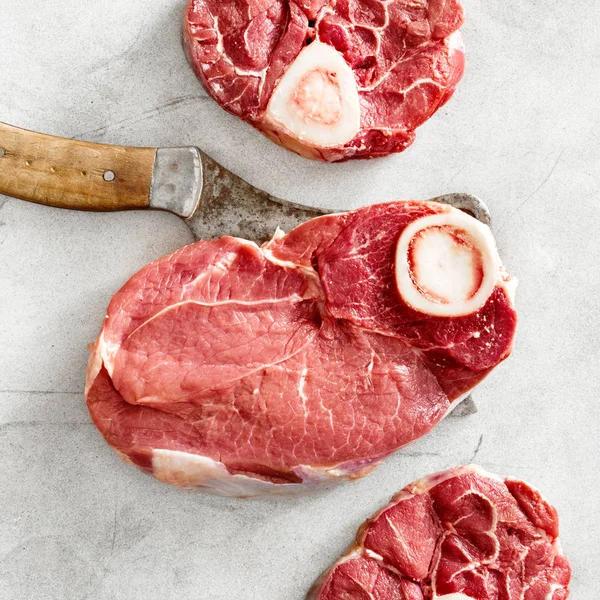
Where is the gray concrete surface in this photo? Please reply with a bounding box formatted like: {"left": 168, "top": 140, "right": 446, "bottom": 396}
{"left": 0, "top": 0, "right": 598, "bottom": 598}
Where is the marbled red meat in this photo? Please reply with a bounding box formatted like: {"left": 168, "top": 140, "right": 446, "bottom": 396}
{"left": 183, "top": 0, "right": 465, "bottom": 161}
{"left": 309, "top": 466, "right": 571, "bottom": 600}
{"left": 85, "top": 202, "right": 517, "bottom": 497}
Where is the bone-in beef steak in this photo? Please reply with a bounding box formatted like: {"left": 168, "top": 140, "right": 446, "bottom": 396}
{"left": 85, "top": 201, "right": 517, "bottom": 497}
{"left": 309, "top": 465, "right": 571, "bottom": 600}
{"left": 183, "top": 0, "right": 465, "bottom": 161}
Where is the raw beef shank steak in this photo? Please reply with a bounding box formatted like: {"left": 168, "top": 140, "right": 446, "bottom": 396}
{"left": 308, "top": 465, "right": 571, "bottom": 600}
{"left": 183, "top": 0, "right": 465, "bottom": 161}
{"left": 85, "top": 201, "right": 517, "bottom": 497}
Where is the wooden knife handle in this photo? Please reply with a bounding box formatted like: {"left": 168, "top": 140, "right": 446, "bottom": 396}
{"left": 0, "top": 122, "right": 157, "bottom": 211}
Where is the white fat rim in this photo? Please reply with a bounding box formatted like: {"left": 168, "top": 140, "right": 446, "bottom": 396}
{"left": 150, "top": 449, "right": 371, "bottom": 498}
{"left": 395, "top": 209, "right": 501, "bottom": 317}
{"left": 84, "top": 337, "right": 104, "bottom": 396}
{"left": 152, "top": 450, "right": 304, "bottom": 497}
{"left": 447, "top": 30, "right": 465, "bottom": 54}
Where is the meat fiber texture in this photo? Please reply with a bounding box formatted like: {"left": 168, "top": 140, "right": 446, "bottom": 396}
{"left": 183, "top": 0, "right": 465, "bottom": 161}
{"left": 85, "top": 202, "right": 517, "bottom": 497}
{"left": 308, "top": 465, "right": 571, "bottom": 600}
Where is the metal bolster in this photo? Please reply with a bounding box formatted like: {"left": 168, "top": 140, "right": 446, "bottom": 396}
{"left": 148, "top": 147, "right": 203, "bottom": 219}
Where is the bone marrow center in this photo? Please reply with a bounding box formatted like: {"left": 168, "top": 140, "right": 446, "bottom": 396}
{"left": 266, "top": 41, "right": 360, "bottom": 148}
{"left": 408, "top": 226, "right": 484, "bottom": 305}
{"left": 395, "top": 208, "right": 501, "bottom": 317}
{"left": 292, "top": 69, "right": 342, "bottom": 126}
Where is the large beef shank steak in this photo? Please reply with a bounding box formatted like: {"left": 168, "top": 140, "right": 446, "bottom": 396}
{"left": 308, "top": 465, "right": 571, "bottom": 600}
{"left": 183, "top": 0, "right": 465, "bottom": 161}
{"left": 85, "top": 201, "right": 517, "bottom": 497}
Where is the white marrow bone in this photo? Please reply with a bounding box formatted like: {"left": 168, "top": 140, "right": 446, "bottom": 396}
{"left": 266, "top": 41, "right": 360, "bottom": 148}
{"left": 395, "top": 208, "right": 501, "bottom": 317}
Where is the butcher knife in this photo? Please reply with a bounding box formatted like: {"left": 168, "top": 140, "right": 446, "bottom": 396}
{"left": 0, "top": 120, "right": 489, "bottom": 415}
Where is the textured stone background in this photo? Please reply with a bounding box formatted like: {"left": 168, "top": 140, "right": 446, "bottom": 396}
{"left": 1, "top": 0, "right": 598, "bottom": 598}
